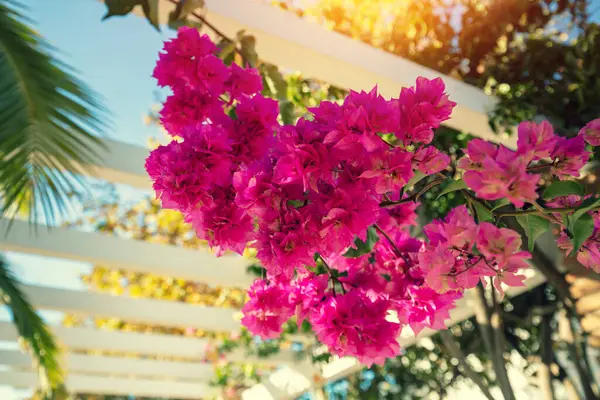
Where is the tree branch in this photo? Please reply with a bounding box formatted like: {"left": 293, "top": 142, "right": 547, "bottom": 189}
{"left": 440, "top": 330, "right": 495, "bottom": 400}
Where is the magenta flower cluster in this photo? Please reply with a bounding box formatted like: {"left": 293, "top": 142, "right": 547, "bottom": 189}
{"left": 146, "top": 28, "right": 600, "bottom": 365}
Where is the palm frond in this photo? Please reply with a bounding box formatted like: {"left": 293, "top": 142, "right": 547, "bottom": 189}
{"left": 0, "top": 0, "right": 110, "bottom": 227}
{"left": 0, "top": 254, "right": 64, "bottom": 395}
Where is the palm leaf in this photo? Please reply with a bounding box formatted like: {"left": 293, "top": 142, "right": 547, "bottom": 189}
{"left": 0, "top": 0, "right": 110, "bottom": 227}
{"left": 0, "top": 254, "right": 64, "bottom": 396}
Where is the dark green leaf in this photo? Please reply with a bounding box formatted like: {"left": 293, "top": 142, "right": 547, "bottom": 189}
{"left": 1, "top": 1, "right": 109, "bottom": 227}
{"left": 406, "top": 171, "right": 426, "bottom": 188}
{"left": 344, "top": 227, "right": 379, "bottom": 258}
{"left": 542, "top": 180, "right": 584, "bottom": 200}
{"left": 492, "top": 198, "right": 511, "bottom": 210}
{"left": 102, "top": 0, "right": 144, "bottom": 20}
{"left": 516, "top": 214, "right": 550, "bottom": 251}
{"left": 0, "top": 256, "right": 63, "bottom": 395}
{"left": 169, "top": 0, "right": 204, "bottom": 21}
{"left": 569, "top": 213, "right": 594, "bottom": 255}
{"left": 142, "top": 0, "right": 160, "bottom": 31}
{"left": 239, "top": 34, "right": 258, "bottom": 67}
{"left": 570, "top": 197, "right": 600, "bottom": 226}
{"left": 264, "top": 64, "right": 288, "bottom": 100}
{"left": 473, "top": 201, "right": 493, "bottom": 222}
{"left": 436, "top": 178, "right": 467, "bottom": 199}
{"left": 279, "top": 100, "right": 295, "bottom": 125}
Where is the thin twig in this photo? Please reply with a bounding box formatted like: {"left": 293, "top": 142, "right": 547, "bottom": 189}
{"left": 379, "top": 177, "right": 446, "bottom": 208}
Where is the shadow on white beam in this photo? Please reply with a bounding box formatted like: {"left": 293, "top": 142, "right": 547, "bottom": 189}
{"left": 0, "top": 371, "right": 210, "bottom": 399}
{"left": 0, "top": 349, "right": 213, "bottom": 381}
{"left": 21, "top": 284, "right": 240, "bottom": 332}
{"left": 159, "top": 0, "right": 512, "bottom": 146}
{"left": 0, "top": 219, "right": 255, "bottom": 288}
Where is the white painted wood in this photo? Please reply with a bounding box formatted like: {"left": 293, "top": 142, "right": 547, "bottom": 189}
{"left": 0, "top": 321, "right": 301, "bottom": 365}
{"left": 0, "top": 219, "right": 255, "bottom": 288}
{"left": 88, "top": 138, "right": 152, "bottom": 189}
{"left": 0, "top": 321, "right": 209, "bottom": 359}
{"left": 0, "top": 371, "right": 209, "bottom": 399}
{"left": 0, "top": 349, "right": 213, "bottom": 381}
{"left": 21, "top": 284, "right": 241, "bottom": 332}
{"left": 152, "top": 0, "right": 512, "bottom": 147}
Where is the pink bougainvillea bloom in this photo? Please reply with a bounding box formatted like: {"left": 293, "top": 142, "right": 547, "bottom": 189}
{"left": 579, "top": 118, "right": 600, "bottom": 146}
{"left": 317, "top": 187, "right": 381, "bottom": 253}
{"left": 289, "top": 274, "right": 330, "bottom": 324}
{"left": 231, "top": 95, "right": 280, "bottom": 163}
{"left": 517, "top": 120, "right": 558, "bottom": 160}
{"left": 194, "top": 55, "right": 230, "bottom": 94}
{"left": 225, "top": 63, "right": 263, "bottom": 101}
{"left": 342, "top": 86, "right": 398, "bottom": 135}
{"left": 159, "top": 88, "right": 224, "bottom": 136}
{"left": 310, "top": 289, "right": 401, "bottom": 366}
{"left": 153, "top": 29, "right": 217, "bottom": 88}
{"left": 551, "top": 136, "right": 591, "bottom": 179}
{"left": 241, "top": 280, "right": 295, "bottom": 339}
{"left": 360, "top": 148, "right": 413, "bottom": 194}
{"left": 396, "top": 286, "right": 462, "bottom": 335}
{"left": 424, "top": 205, "right": 477, "bottom": 249}
{"left": 457, "top": 138, "right": 499, "bottom": 171}
{"left": 394, "top": 77, "right": 456, "bottom": 144}
{"left": 255, "top": 208, "right": 317, "bottom": 278}
{"left": 412, "top": 146, "right": 450, "bottom": 175}
{"left": 557, "top": 230, "right": 600, "bottom": 274}
{"left": 377, "top": 200, "right": 419, "bottom": 233}
{"left": 187, "top": 200, "right": 254, "bottom": 256}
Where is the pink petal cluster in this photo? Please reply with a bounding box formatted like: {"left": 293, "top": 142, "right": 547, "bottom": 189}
{"left": 579, "top": 118, "right": 600, "bottom": 146}
{"left": 145, "top": 30, "right": 599, "bottom": 366}
{"left": 419, "top": 206, "right": 530, "bottom": 296}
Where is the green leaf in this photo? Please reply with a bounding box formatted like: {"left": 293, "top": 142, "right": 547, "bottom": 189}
{"left": 406, "top": 171, "right": 426, "bottom": 188}
{"left": 216, "top": 40, "right": 237, "bottom": 65}
{"left": 492, "top": 198, "right": 511, "bottom": 210}
{"left": 102, "top": 0, "right": 144, "bottom": 20}
{"left": 473, "top": 201, "right": 493, "bottom": 222}
{"left": 344, "top": 227, "right": 379, "bottom": 258}
{"left": 0, "top": 256, "right": 63, "bottom": 395}
{"left": 542, "top": 181, "right": 584, "bottom": 200}
{"left": 142, "top": 0, "right": 160, "bottom": 31}
{"left": 169, "top": 0, "right": 204, "bottom": 21}
{"left": 516, "top": 214, "right": 550, "bottom": 251}
{"left": 570, "top": 197, "right": 600, "bottom": 226}
{"left": 569, "top": 213, "right": 594, "bottom": 255}
{"left": 279, "top": 100, "right": 295, "bottom": 125}
{"left": 264, "top": 64, "right": 288, "bottom": 100}
{"left": 239, "top": 34, "right": 258, "bottom": 67}
{"left": 1, "top": 1, "right": 109, "bottom": 227}
{"left": 436, "top": 178, "right": 467, "bottom": 199}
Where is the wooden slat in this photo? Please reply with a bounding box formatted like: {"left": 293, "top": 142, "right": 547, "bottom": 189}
{"left": 0, "top": 321, "right": 208, "bottom": 359}
{"left": 21, "top": 285, "right": 240, "bottom": 332}
{"left": 0, "top": 349, "right": 213, "bottom": 381}
{"left": 0, "top": 371, "right": 210, "bottom": 399}
{"left": 581, "top": 313, "right": 600, "bottom": 334}
{"left": 0, "top": 322, "right": 301, "bottom": 365}
{"left": 0, "top": 219, "right": 255, "bottom": 288}
{"left": 570, "top": 277, "right": 600, "bottom": 299}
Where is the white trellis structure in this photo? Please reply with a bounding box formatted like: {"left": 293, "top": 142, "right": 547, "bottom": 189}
{"left": 0, "top": 0, "right": 560, "bottom": 398}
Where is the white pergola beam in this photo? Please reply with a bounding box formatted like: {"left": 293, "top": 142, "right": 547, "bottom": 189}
{"left": 0, "top": 349, "right": 213, "bottom": 381}
{"left": 0, "top": 220, "right": 255, "bottom": 288}
{"left": 0, "top": 321, "right": 209, "bottom": 359}
{"left": 0, "top": 371, "right": 209, "bottom": 399}
{"left": 21, "top": 284, "right": 240, "bottom": 332}
{"left": 0, "top": 321, "right": 301, "bottom": 365}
